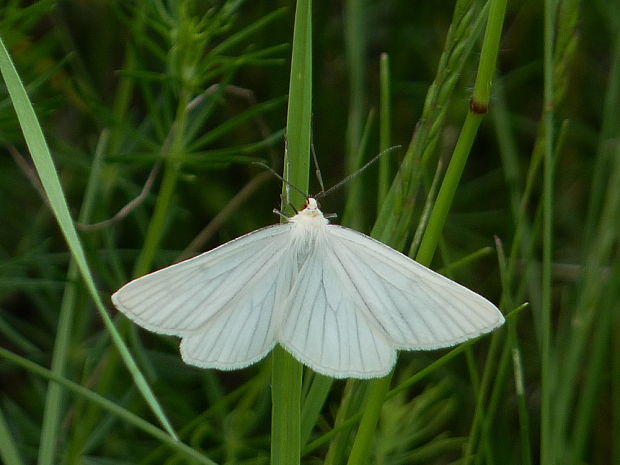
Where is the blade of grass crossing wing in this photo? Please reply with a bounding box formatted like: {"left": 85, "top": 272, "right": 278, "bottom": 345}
{"left": 272, "top": 1, "right": 312, "bottom": 464}
{"left": 348, "top": 0, "right": 508, "bottom": 463}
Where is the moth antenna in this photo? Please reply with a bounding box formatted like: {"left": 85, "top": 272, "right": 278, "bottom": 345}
{"left": 253, "top": 161, "right": 309, "bottom": 202}
{"left": 311, "top": 141, "right": 326, "bottom": 194}
{"left": 324, "top": 213, "right": 338, "bottom": 219}
{"left": 278, "top": 193, "right": 299, "bottom": 217}
{"left": 315, "top": 145, "right": 402, "bottom": 200}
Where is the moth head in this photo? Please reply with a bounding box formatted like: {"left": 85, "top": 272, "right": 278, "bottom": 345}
{"left": 306, "top": 197, "right": 319, "bottom": 211}
{"left": 290, "top": 197, "right": 328, "bottom": 225}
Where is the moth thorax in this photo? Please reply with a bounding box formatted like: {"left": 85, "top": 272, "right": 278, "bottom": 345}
{"left": 291, "top": 225, "right": 322, "bottom": 263}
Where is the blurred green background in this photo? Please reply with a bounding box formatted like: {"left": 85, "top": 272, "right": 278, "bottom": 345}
{"left": 1, "top": 1, "right": 618, "bottom": 464}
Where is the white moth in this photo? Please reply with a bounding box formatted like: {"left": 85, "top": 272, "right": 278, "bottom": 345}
{"left": 112, "top": 198, "right": 504, "bottom": 379}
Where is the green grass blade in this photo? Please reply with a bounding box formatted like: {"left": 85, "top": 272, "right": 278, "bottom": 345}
{"left": 372, "top": 0, "right": 487, "bottom": 250}
{"left": 342, "top": 109, "right": 375, "bottom": 228}
{"left": 37, "top": 131, "right": 110, "bottom": 465}
{"left": 210, "top": 7, "right": 288, "bottom": 56}
{"left": 271, "top": 1, "right": 312, "bottom": 464}
{"left": 349, "top": 1, "right": 507, "bottom": 463}
{"left": 281, "top": 0, "right": 312, "bottom": 210}
{"left": 0, "top": 406, "right": 25, "bottom": 465}
{"left": 301, "top": 374, "right": 333, "bottom": 446}
{"left": 343, "top": 0, "right": 366, "bottom": 229}
{"left": 377, "top": 52, "right": 393, "bottom": 212}
{"left": 345, "top": 377, "right": 390, "bottom": 465}
{"left": 417, "top": 0, "right": 507, "bottom": 266}
{"left": 540, "top": 0, "right": 556, "bottom": 463}
{"left": 325, "top": 380, "right": 370, "bottom": 464}
{"left": 0, "top": 36, "right": 177, "bottom": 441}
{"left": 0, "top": 347, "right": 216, "bottom": 465}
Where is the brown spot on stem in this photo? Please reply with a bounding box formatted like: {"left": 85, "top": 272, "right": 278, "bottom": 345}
{"left": 470, "top": 99, "right": 488, "bottom": 114}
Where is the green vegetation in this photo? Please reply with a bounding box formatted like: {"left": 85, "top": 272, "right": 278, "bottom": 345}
{"left": 0, "top": 0, "right": 617, "bottom": 464}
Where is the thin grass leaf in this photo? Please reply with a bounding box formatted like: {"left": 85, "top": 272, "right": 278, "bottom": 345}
{"left": 342, "top": 109, "right": 375, "bottom": 229}
{"left": 417, "top": 0, "right": 507, "bottom": 266}
{"left": 0, "top": 36, "right": 178, "bottom": 440}
{"left": 188, "top": 95, "right": 287, "bottom": 150}
{"left": 271, "top": 1, "right": 313, "bottom": 464}
{"left": 0, "top": 347, "right": 215, "bottom": 465}
{"left": 300, "top": 373, "right": 333, "bottom": 446}
{"left": 377, "top": 52, "right": 393, "bottom": 212}
{"left": 540, "top": 0, "right": 556, "bottom": 463}
{"left": 346, "top": 1, "right": 507, "bottom": 463}
{"left": 343, "top": 0, "right": 366, "bottom": 226}
{"left": 0, "top": 405, "right": 25, "bottom": 465}
{"left": 38, "top": 131, "right": 111, "bottom": 465}
{"left": 324, "top": 380, "right": 370, "bottom": 465}
{"left": 210, "top": 7, "right": 288, "bottom": 56}
{"left": 372, "top": 0, "right": 487, "bottom": 250}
